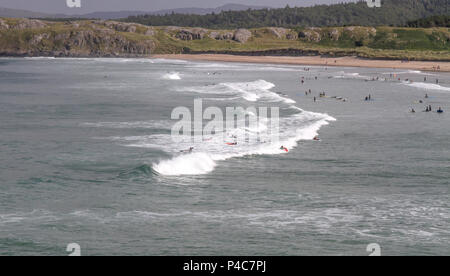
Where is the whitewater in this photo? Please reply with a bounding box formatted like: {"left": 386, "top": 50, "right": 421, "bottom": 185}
{"left": 149, "top": 79, "right": 336, "bottom": 176}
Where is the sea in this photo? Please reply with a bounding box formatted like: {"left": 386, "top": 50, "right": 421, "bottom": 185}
{"left": 0, "top": 57, "right": 449, "bottom": 256}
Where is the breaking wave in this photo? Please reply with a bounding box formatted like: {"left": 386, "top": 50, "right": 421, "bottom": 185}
{"left": 177, "top": 79, "right": 295, "bottom": 104}
{"left": 146, "top": 79, "right": 335, "bottom": 176}
{"left": 162, "top": 72, "right": 182, "bottom": 80}
{"left": 401, "top": 81, "right": 450, "bottom": 92}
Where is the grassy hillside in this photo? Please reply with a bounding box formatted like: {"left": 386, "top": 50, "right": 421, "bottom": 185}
{"left": 0, "top": 18, "right": 449, "bottom": 61}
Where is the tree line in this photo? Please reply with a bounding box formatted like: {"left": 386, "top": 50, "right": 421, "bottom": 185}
{"left": 122, "top": 0, "right": 449, "bottom": 29}
{"left": 406, "top": 15, "right": 450, "bottom": 27}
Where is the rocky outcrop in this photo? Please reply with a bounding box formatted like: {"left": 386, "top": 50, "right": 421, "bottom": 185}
{"left": 329, "top": 28, "right": 340, "bottom": 41}
{"left": 0, "top": 21, "right": 155, "bottom": 57}
{"left": 233, "top": 29, "right": 252, "bottom": 43}
{"left": 286, "top": 32, "right": 298, "bottom": 40}
{"left": 101, "top": 21, "right": 138, "bottom": 33}
{"left": 175, "top": 28, "right": 208, "bottom": 40}
{"left": 145, "top": 27, "right": 155, "bottom": 36}
{"left": 55, "top": 30, "right": 154, "bottom": 56}
{"left": 0, "top": 19, "right": 9, "bottom": 30}
{"left": 299, "top": 28, "right": 321, "bottom": 42}
{"left": 12, "top": 19, "right": 47, "bottom": 30}
{"left": 266, "top": 28, "right": 299, "bottom": 40}
{"left": 30, "top": 33, "right": 50, "bottom": 45}
{"left": 344, "top": 26, "right": 377, "bottom": 39}
{"left": 208, "top": 31, "right": 220, "bottom": 39}
{"left": 209, "top": 31, "right": 234, "bottom": 40}
{"left": 267, "top": 27, "right": 287, "bottom": 39}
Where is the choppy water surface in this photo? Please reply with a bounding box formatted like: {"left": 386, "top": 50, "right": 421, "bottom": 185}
{"left": 0, "top": 57, "right": 449, "bottom": 255}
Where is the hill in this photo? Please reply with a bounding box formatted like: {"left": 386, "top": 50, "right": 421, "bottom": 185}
{"left": 0, "top": 18, "right": 449, "bottom": 61}
{"left": 0, "top": 4, "right": 270, "bottom": 20}
{"left": 123, "top": 0, "right": 450, "bottom": 28}
{"left": 0, "top": 7, "right": 65, "bottom": 18}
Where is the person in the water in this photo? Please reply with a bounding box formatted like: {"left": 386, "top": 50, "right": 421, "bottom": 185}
{"left": 437, "top": 107, "right": 444, "bottom": 113}
{"left": 181, "top": 147, "right": 194, "bottom": 153}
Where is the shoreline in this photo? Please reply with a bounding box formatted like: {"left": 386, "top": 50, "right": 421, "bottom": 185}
{"left": 152, "top": 54, "right": 450, "bottom": 72}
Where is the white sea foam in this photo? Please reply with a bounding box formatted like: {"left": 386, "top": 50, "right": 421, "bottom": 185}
{"left": 401, "top": 81, "right": 450, "bottom": 92}
{"left": 333, "top": 71, "right": 371, "bottom": 80}
{"left": 153, "top": 152, "right": 218, "bottom": 175}
{"left": 177, "top": 80, "right": 295, "bottom": 104}
{"left": 81, "top": 120, "right": 172, "bottom": 130}
{"left": 382, "top": 70, "right": 435, "bottom": 76}
{"left": 162, "top": 72, "right": 182, "bottom": 80}
{"left": 147, "top": 82, "right": 335, "bottom": 176}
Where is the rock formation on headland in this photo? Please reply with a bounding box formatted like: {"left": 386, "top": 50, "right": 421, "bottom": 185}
{"left": 0, "top": 18, "right": 449, "bottom": 61}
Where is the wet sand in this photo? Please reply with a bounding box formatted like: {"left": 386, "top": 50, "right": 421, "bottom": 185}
{"left": 152, "top": 54, "right": 450, "bottom": 72}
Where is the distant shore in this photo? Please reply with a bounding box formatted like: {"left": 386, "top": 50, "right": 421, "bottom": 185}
{"left": 152, "top": 54, "right": 450, "bottom": 72}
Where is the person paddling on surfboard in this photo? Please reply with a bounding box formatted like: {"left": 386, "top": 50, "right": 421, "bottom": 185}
{"left": 280, "top": 146, "right": 288, "bottom": 152}
{"left": 180, "top": 147, "right": 194, "bottom": 153}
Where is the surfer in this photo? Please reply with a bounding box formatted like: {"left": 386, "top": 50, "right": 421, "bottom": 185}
{"left": 280, "top": 146, "right": 288, "bottom": 152}
{"left": 425, "top": 94, "right": 429, "bottom": 99}
{"left": 227, "top": 142, "right": 238, "bottom": 146}
{"left": 411, "top": 108, "right": 416, "bottom": 113}
{"left": 180, "top": 147, "right": 194, "bottom": 153}
{"left": 437, "top": 107, "right": 444, "bottom": 113}
{"left": 313, "top": 136, "right": 321, "bottom": 141}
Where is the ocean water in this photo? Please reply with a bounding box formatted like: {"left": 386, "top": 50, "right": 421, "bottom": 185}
{"left": 0, "top": 57, "right": 449, "bottom": 256}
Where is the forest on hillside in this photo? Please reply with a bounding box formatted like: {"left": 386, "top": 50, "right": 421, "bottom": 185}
{"left": 407, "top": 15, "right": 450, "bottom": 27}
{"left": 123, "top": 0, "right": 450, "bottom": 29}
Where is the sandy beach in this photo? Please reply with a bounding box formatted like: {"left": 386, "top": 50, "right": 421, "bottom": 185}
{"left": 152, "top": 54, "right": 450, "bottom": 72}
